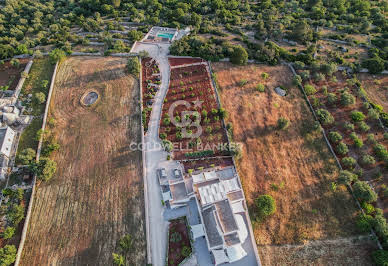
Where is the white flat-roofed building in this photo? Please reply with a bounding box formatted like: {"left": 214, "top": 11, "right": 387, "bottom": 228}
{"left": 0, "top": 126, "right": 15, "bottom": 158}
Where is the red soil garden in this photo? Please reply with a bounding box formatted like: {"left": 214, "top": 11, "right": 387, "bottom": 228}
{"left": 167, "top": 217, "right": 192, "bottom": 266}
{"left": 159, "top": 58, "right": 230, "bottom": 160}
{"left": 0, "top": 58, "right": 29, "bottom": 91}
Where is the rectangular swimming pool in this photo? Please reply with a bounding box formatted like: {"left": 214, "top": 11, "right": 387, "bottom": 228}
{"left": 157, "top": 33, "right": 174, "bottom": 40}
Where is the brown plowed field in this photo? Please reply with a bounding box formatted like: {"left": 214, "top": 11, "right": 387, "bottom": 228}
{"left": 20, "top": 57, "right": 145, "bottom": 265}
{"left": 213, "top": 62, "right": 376, "bottom": 265}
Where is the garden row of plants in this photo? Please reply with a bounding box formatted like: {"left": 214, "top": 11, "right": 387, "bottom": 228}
{"left": 294, "top": 65, "right": 388, "bottom": 257}
{"left": 159, "top": 61, "right": 230, "bottom": 160}
{"left": 141, "top": 57, "right": 160, "bottom": 133}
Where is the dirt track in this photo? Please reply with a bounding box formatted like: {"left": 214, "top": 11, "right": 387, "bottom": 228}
{"left": 20, "top": 57, "right": 145, "bottom": 265}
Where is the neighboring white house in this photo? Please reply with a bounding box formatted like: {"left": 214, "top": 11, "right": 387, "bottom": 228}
{"left": 0, "top": 126, "right": 15, "bottom": 158}
{"left": 0, "top": 127, "right": 15, "bottom": 180}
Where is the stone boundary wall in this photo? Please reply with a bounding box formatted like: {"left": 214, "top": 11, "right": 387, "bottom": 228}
{"left": 139, "top": 57, "right": 152, "bottom": 264}
{"left": 13, "top": 60, "right": 33, "bottom": 99}
{"left": 14, "top": 61, "right": 59, "bottom": 266}
{"left": 287, "top": 63, "right": 383, "bottom": 250}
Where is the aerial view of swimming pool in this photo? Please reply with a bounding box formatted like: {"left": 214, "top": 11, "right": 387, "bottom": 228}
{"left": 157, "top": 33, "right": 174, "bottom": 40}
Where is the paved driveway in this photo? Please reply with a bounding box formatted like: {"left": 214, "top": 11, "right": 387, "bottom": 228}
{"left": 132, "top": 42, "right": 181, "bottom": 266}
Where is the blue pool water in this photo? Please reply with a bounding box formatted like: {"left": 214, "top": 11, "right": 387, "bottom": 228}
{"left": 157, "top": 33, "right": 174, "bottom": 39}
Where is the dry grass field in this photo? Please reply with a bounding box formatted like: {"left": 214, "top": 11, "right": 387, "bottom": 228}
{"left": 20, "top": 57, "right": 145, "bottom": 265}
{"left": 213, "top": 62, "right": 376, "bottom": 265}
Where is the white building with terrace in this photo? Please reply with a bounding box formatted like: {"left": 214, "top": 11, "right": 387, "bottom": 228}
{"left": 158, "top": 165, "right": 251, "bottom": 265}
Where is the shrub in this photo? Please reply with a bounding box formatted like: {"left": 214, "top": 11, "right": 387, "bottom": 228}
{"left": 368, "top": 108, "right": 380, "bottom": 120}
{"left": 354, "top": 137, "right": 364, "bottom": 148}
{"left": 18, "top": 148, "right": 36, "bottom": 165}
{"left": 336, "top": 142, "right": 348, "bottom": 155}
{"left": 255, "top": 194, "right": 276, "bottom": 218}
{"left": 316, "top": 109, "right": 334, "bottom": 125}
{"left": 10, "top": 59, "right": 20, "bottom": 68}
{"left": 361, "top": 202, "right": 375, "bottom": 215}
{"left": 328, "top": 131, "right": 342, "bottom": 143}
{"left": 49, "top": 48, "right": 66, "bottom": 64}
{"left": 218, "top": 108, "right": 227, "bottom": 118}
{"left": 338, "top": 170, "right": 357, "bottom": 185}
{"left": 1, "top": 227, "right": 15, "bottom": 240}
{"left": 358, "top": 121, "right": 370, "bottom": 132}
{"left": 340, "top": 91, "right": 356, "bottom": 106}
{"left": 304, "top": 84, "right": 316, "bottom": 95}
{"left": 119, "top": 234, "right": 132, "bottom": 252}
{"left": 313, "top": 72, "right": 325, "bottom": 82}
{"left": 163, "top": 118, "right": 171, "bottom": 125}
{"left": 201, "top": 110, "right": 208, "bottom": 117}
{"left": 261, "top": 72, "right": 269, "bottom": 80}
{"left": 112, "top": 253, "right": 124, "bottom": 266}
{"left": 293, "top": 75, "right": 302, "bottom": 87}
{"left": 181, "top": 246, "right": 191, "bottom": 257}
{"left": 342, "top": 157, "right": 356, "bottom": 169}
{"left": 256, "top": 83, "right": 265, "bottom": 92}
{"left": 343, "top": 122, "right": 354, "bottom": 131}
{"left": 230, "top": 45, "right": 248, "bottom": 65}
{"left": 294, "top": 61, "right": 305, "bottom": 70}
{"left": 170, "top": 232, "right": 182, "bottom": 243}
{"left": 37, "top": 158, "right": 57, "bottom": 182}
{"left": 238, "top": 79, "right": 248, "bottom": 86}
{"left": 374, "top": 144, "right": 388, "bottom": 161}
{"left": 127, "top": 57, "right": 140, "bottom": 75}
{"left": 33, "top": 92, "right": 46, "bottom": 104}
{"left": 373, "top": 214, "right": 388, "bottom": 236}
{"left": 372, "top": 250, "right": 388, "bottom": 266}
{"left": 300, "top": 70, "right": 310, "bottom": 80}
{"left": 0, "top": 245, "right": 17, "bottom": 266}
{"left": 362, "top": 57, "right": 385, "bottom": 74}
{"left": 160, "top": 133, "right": 167, "bottom": 139}
{"left": 367, "top": 133, "right": 377, "bottom": 144}
{"left": 356, "top": 213, "right": 373, "bottom": 233}
{"left": 353, "top": 181, "right": 378, "bottom": 203}
{"left": 8, "top": 204, "right": 24, "bottom": 226}
{"left": 350, "top": 111, "right": 365, "bottom": 122}
{"left": 360, "top": 155, "right": 376, "bottom": 167}
{"left": 327, "top": 93, "right": 337, "bottom": 105}
{"left": 277, "top": 117, "right": 289, "bottom": 130}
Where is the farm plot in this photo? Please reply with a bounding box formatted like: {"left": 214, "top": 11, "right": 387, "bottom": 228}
{"left": 141, "top": 57, "right": 160, "bottom": 132}
{"left": 301, "top": 71, "right": 388, "bottom": 221}
{"left": 0, "top": 58, "right": 29, "bottom": 91}
{"left": 357, "top": 73, "right": 388, "bottom": 112}
{"left": 159, "top": 59, "right": 229, "bottom": 160}
{"left": 20, "top": 57, "right": 146, "bottom": 265}
{"left": 213, "top": 62, "right": 375, "bottom": 265}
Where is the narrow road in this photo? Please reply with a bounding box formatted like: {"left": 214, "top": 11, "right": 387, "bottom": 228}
{"left": 136, "top": 43, "right": 177, "bottom": 266}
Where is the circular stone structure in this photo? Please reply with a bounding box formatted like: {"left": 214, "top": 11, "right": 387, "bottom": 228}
{"left": 80, "top": 90, "right": 100, "bottom": 107}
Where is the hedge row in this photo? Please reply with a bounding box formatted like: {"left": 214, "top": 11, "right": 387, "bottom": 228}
{"left": 184, "top": 150, "right": 214, "bottom": 158}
